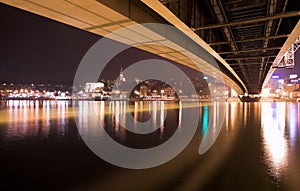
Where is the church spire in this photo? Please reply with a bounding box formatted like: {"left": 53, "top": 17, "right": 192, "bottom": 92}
{"left": 119, "top": 66, "right": 125, "bottom": 82}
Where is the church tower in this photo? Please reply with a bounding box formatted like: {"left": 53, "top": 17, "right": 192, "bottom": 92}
{"left": 119, "top": 66, "right": 126, "bottom": 82}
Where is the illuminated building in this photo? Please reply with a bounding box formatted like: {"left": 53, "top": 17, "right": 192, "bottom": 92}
{"left": 139, "top": 85, "right": 148, "bottom": 97}
{"left": 164, "top": 87, "right": 175, "bottom": 97}
{"left": 85, "top": 82, "right": 104, "bottom": 93}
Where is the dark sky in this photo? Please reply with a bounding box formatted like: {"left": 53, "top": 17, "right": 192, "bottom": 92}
{"left": 0, "top": 3, "right": 100, "bottom": 84}
{"left": 0, "top": 2, "right": 299, "bottom": 85}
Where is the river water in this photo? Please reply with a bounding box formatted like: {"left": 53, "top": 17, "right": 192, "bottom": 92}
{"left": 0, "top": 100, "right": 299, "bottom": 191}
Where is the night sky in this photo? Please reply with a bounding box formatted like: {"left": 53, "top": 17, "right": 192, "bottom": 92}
{"left": 0, "top": 3, "right": 100, "bottom": 84}
{"left": 0, "top": 2, "right": 299, "bottom": 85}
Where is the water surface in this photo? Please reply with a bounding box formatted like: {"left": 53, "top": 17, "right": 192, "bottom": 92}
{"left": 0, "top": 100, "right": 299, "bottom": 190}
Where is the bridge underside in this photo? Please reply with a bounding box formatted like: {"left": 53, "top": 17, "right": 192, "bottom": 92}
{"left": 1, "top": 0, "right": 299, "bottom": 94}
{"left": 157, "top": 0, "right": 299, "bottom": 93}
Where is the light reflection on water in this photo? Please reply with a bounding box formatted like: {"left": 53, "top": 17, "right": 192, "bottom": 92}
{"left": 1, "top": 100, "right": 300, "bottom": 190}
{"left": 75, "top": 100, "right": 179, "bottom": 149}
{"left": 1, "top": 100, "right": 70, "bottom": 140}
{"left": 76, "top": 101, "right": 168, "bottom": 132}
{"left": 261, "top": 102, "right": 299, "bottom": 181}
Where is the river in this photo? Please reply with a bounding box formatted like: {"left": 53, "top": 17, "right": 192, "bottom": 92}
{"left": 0, "top": 100, "right": 299, "bottom": 191}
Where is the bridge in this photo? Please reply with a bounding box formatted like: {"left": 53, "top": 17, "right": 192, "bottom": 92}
{"left": 1, "top": 0, "right": 299, "bottom": 94}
